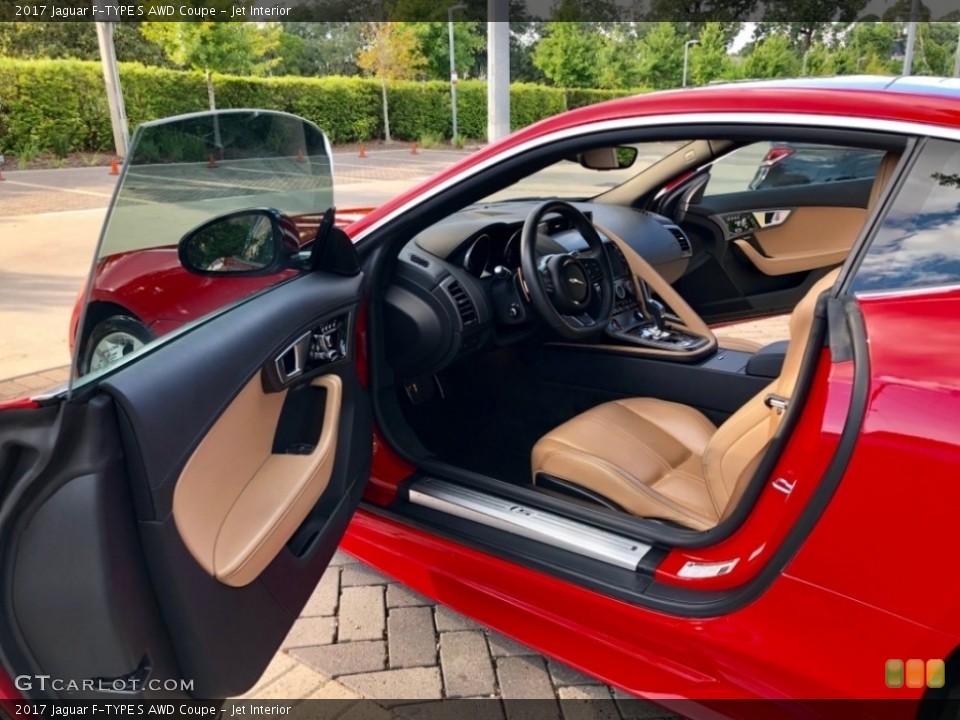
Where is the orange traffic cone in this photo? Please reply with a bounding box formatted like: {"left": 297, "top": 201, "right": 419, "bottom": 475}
{"left": 296, "top": 148, "right": 306, "bottom": 163}
{"left": 109, "top": 157, "right": 120, "bottom": 176}
{"left": 207, "top": 154, "right": 218, "bottom": 169}
{"left": 411, "top": 142, "right": 419, "bottom": 155}
{"left": 358, "top": 143, "right": 367, "bottom": 159}
{"left": 0, "top": 167, "right": 5, "bottom": 181}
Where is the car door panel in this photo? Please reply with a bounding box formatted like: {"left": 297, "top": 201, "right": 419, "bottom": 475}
{"left": 174, "top": 373, "right": 343, "bottom": 588}
{"left": 675, "top": 178, "right": 873, "bottom": 321}
{"left": 731, "top": 206, "right": 867, "bottom": 276}
{"left": 1, "top": 270, "right": 371, "bottom": 699}
{"left": 2, "top": 398, "right": 183, "bottom": 699}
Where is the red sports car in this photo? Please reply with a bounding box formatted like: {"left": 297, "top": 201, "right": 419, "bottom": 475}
{"left": 3, "top": 77, "right": 960, "bottom": 717}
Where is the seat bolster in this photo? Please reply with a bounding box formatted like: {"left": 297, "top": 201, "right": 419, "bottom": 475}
{"left": 533, "top": 438, "right": 719, "bottom": 530}
{"left": 702, "top": 388, "right": 773, "bottom": 515}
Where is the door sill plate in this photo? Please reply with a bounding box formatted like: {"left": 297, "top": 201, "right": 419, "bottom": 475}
{"left": 407, "top": 478, "right": 651, "bottom": 570}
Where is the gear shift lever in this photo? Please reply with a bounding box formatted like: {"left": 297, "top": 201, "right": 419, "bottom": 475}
{"left": 638, "top": 279, "right": 667, "bottom": 332}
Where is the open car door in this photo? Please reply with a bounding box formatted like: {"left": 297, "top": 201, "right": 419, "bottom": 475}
{"left": 0, "top": 111, "right": 372, "bottom": 700}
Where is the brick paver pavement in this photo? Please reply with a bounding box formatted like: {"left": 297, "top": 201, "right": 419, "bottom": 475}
{"left": 238, "top": 550, "right": 680, "bottom": 717}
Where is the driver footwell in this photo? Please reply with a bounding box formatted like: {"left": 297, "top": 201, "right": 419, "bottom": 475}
{"left": 396, "top": 345, "right": 628, "bottom": 487}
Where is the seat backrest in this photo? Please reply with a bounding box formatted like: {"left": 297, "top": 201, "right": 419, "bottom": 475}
{"left": 700, "top": 151, "right": 901, "bottom": 521}
{"left": 702, "top": 267, "right": 840, "bottom": 521}
{"left": 868, "top": 152, "right": 901, "bottom": 212}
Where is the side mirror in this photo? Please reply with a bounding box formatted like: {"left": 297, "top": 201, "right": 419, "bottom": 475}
{"left": 578, "top": 146, "right": 639, "bottom": 171}
{"left": 178, "top": 208, "right": 299, "bottom": 276}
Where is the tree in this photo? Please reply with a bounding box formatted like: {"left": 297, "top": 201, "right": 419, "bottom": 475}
{"left": 409, "top": 22, "right": 485, "bottom": 81}
{"left": 802, "top": 41, "right": 837, "bottom": 76}
{"left": 688, "top": 22, "right": 731, "bottom": 85}
{"left": 141, "top": 22, "right": 281, "bottom": 111}
{"left": 596, "top": 25, "right": 643, "bottom": 89}
{"left": 742, "top": 33, "right": 801, "bottom": 78}
{"left": 277, "top": 22, "right": 364, "bottom": 76}
{"left": 532, "top": 22, "right": 603, "bottom": 88}
{"left": 510, "top": 21, "right": 546, "bottom": 83}
{"left": 0, "top": 22, "right": 170, "bottom": 65}
{"left": 548, "top": 0, "right": 622, "bottom": 21}
{"left": 356, "top": 22, "right": 426, "bottom": 142}
{"left": 636, "top": 22, "right": 685, "bottom": 89}
{"left": 645, "top": 0, "right": 759, "bottom": 24}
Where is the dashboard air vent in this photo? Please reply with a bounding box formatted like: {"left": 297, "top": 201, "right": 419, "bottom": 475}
{"left": 665, "top": 225, "right": 693, "bottom": 257}
{"left": 447, "top": 281, "right": 478, "bottom": 327}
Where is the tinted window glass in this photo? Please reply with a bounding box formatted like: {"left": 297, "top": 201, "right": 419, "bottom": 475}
{"left": 71, "top": 110, "right": 333, "bottom": 387}
{"left": 704, "top": 141, "right": 885, "bottom": 197}
{"left": 854, "top": 139, "right": 960, "bottom": 294}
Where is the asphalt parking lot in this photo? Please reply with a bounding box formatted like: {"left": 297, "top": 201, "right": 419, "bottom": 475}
{"left": 0, "top": 144, "right": 785, "bottom": 709}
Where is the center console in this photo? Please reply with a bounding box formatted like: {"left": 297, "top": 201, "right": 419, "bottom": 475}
{"left": 604, "top": 276, "right": 709, "bottom": 352}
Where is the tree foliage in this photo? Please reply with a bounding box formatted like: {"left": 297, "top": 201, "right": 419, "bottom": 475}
{"left": 742, "top": 32, "right": 802, "bottom": 78}
{"left": 408, "top": 22, "right": 486, "bottom": 81}
{"left": 688, "top": 22, "right": 731, "bottom": 85}
{"left": 0, "top": 22, "right": 170, "bottom": 65}
{"left": 532, "top": 22, "right": 603, "bottom": 88}
{"left": 140, "top": 22, "right": 281, "bottom": 76}
{"left": 275, "top": 22, "right": 364, "bottom": 77}
{"left": 636, "top": 22, "right": 685, "bottom": 89}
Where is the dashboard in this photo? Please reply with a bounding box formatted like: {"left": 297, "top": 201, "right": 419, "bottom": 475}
{"left": 382, "top": 200, "right": 694, "bottom": 382}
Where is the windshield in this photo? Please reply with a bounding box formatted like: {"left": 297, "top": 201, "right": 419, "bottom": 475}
{"left": 482, "top": 140, "right": 691, "bottom": 204}
{"left": 97, "top": 110, "right": 333, "bottom": 261}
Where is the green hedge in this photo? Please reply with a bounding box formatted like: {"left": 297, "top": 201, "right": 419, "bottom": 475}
{"left": 0, "top": 58, "right": 648, "bottom": 155}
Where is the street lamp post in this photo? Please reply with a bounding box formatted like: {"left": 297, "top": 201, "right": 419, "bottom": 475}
{"left": 953, "top": 22, "right": 960, "bottom": 77}
{"left": 448, "top": 4, "right": 466, "bottom": 142}
{"left": 902, "top": 0, "right": 921, "bottom": 76}
{"left": 682, "top": 39, "right": 698, "bottom": 88}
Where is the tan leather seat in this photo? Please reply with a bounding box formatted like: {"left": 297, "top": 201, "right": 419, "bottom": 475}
{"left": 531, "top": 268, "right": 840, "bottom": 530}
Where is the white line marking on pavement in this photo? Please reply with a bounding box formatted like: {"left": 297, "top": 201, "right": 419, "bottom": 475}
{"left": 3, "top": 206, "right": 110, "bottom": 219}
{"left": 1, "top": 179, "right": 116, "bottom": 199}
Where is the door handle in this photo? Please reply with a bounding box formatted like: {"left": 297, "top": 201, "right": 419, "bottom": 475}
{"left": 274, "top": 332, "right": 312, "bottom": 384}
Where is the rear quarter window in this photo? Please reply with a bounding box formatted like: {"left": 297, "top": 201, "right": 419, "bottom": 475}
{"left": 853, "top": 138, "right": 960, "bottom": 294}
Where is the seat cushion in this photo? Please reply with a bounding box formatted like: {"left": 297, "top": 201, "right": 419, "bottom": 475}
{"left": 531, "top": 398, "right": 721, "bottom": 530}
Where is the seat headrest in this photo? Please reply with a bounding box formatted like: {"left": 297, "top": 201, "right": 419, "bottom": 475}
{"left": 868, "top": 153, "right": 901, "bottom": 212}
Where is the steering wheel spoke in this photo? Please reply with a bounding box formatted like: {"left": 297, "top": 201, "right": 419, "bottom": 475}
{"left": 562, "top": 313, "right": 596, "bottom": 328}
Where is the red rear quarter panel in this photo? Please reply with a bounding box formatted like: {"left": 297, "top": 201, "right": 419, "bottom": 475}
{"left": 789, "top": 289, "right": 960, "bottom": 636}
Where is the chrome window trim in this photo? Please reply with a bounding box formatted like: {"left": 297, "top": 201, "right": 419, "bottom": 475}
{"left": 855, "top": 283, "right": 960, "bottom": 300}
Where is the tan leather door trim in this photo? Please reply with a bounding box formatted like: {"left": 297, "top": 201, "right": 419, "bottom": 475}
{"left": 733, "top": 206, "right": 865, "bottom": 276}
{"left": 173, "top": 374, "right": 342, "bottom": 587}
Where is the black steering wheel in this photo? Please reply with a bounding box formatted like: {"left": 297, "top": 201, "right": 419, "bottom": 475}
{"left": 520, "top": 201, "right": 615, "bottom": 340}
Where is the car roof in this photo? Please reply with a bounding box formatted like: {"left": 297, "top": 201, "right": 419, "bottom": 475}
{"left": 515, "top": 74, "right": 960, "bottom": 143}
{"left": 699, "top": 75, "right": 960, "bottom": 98}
